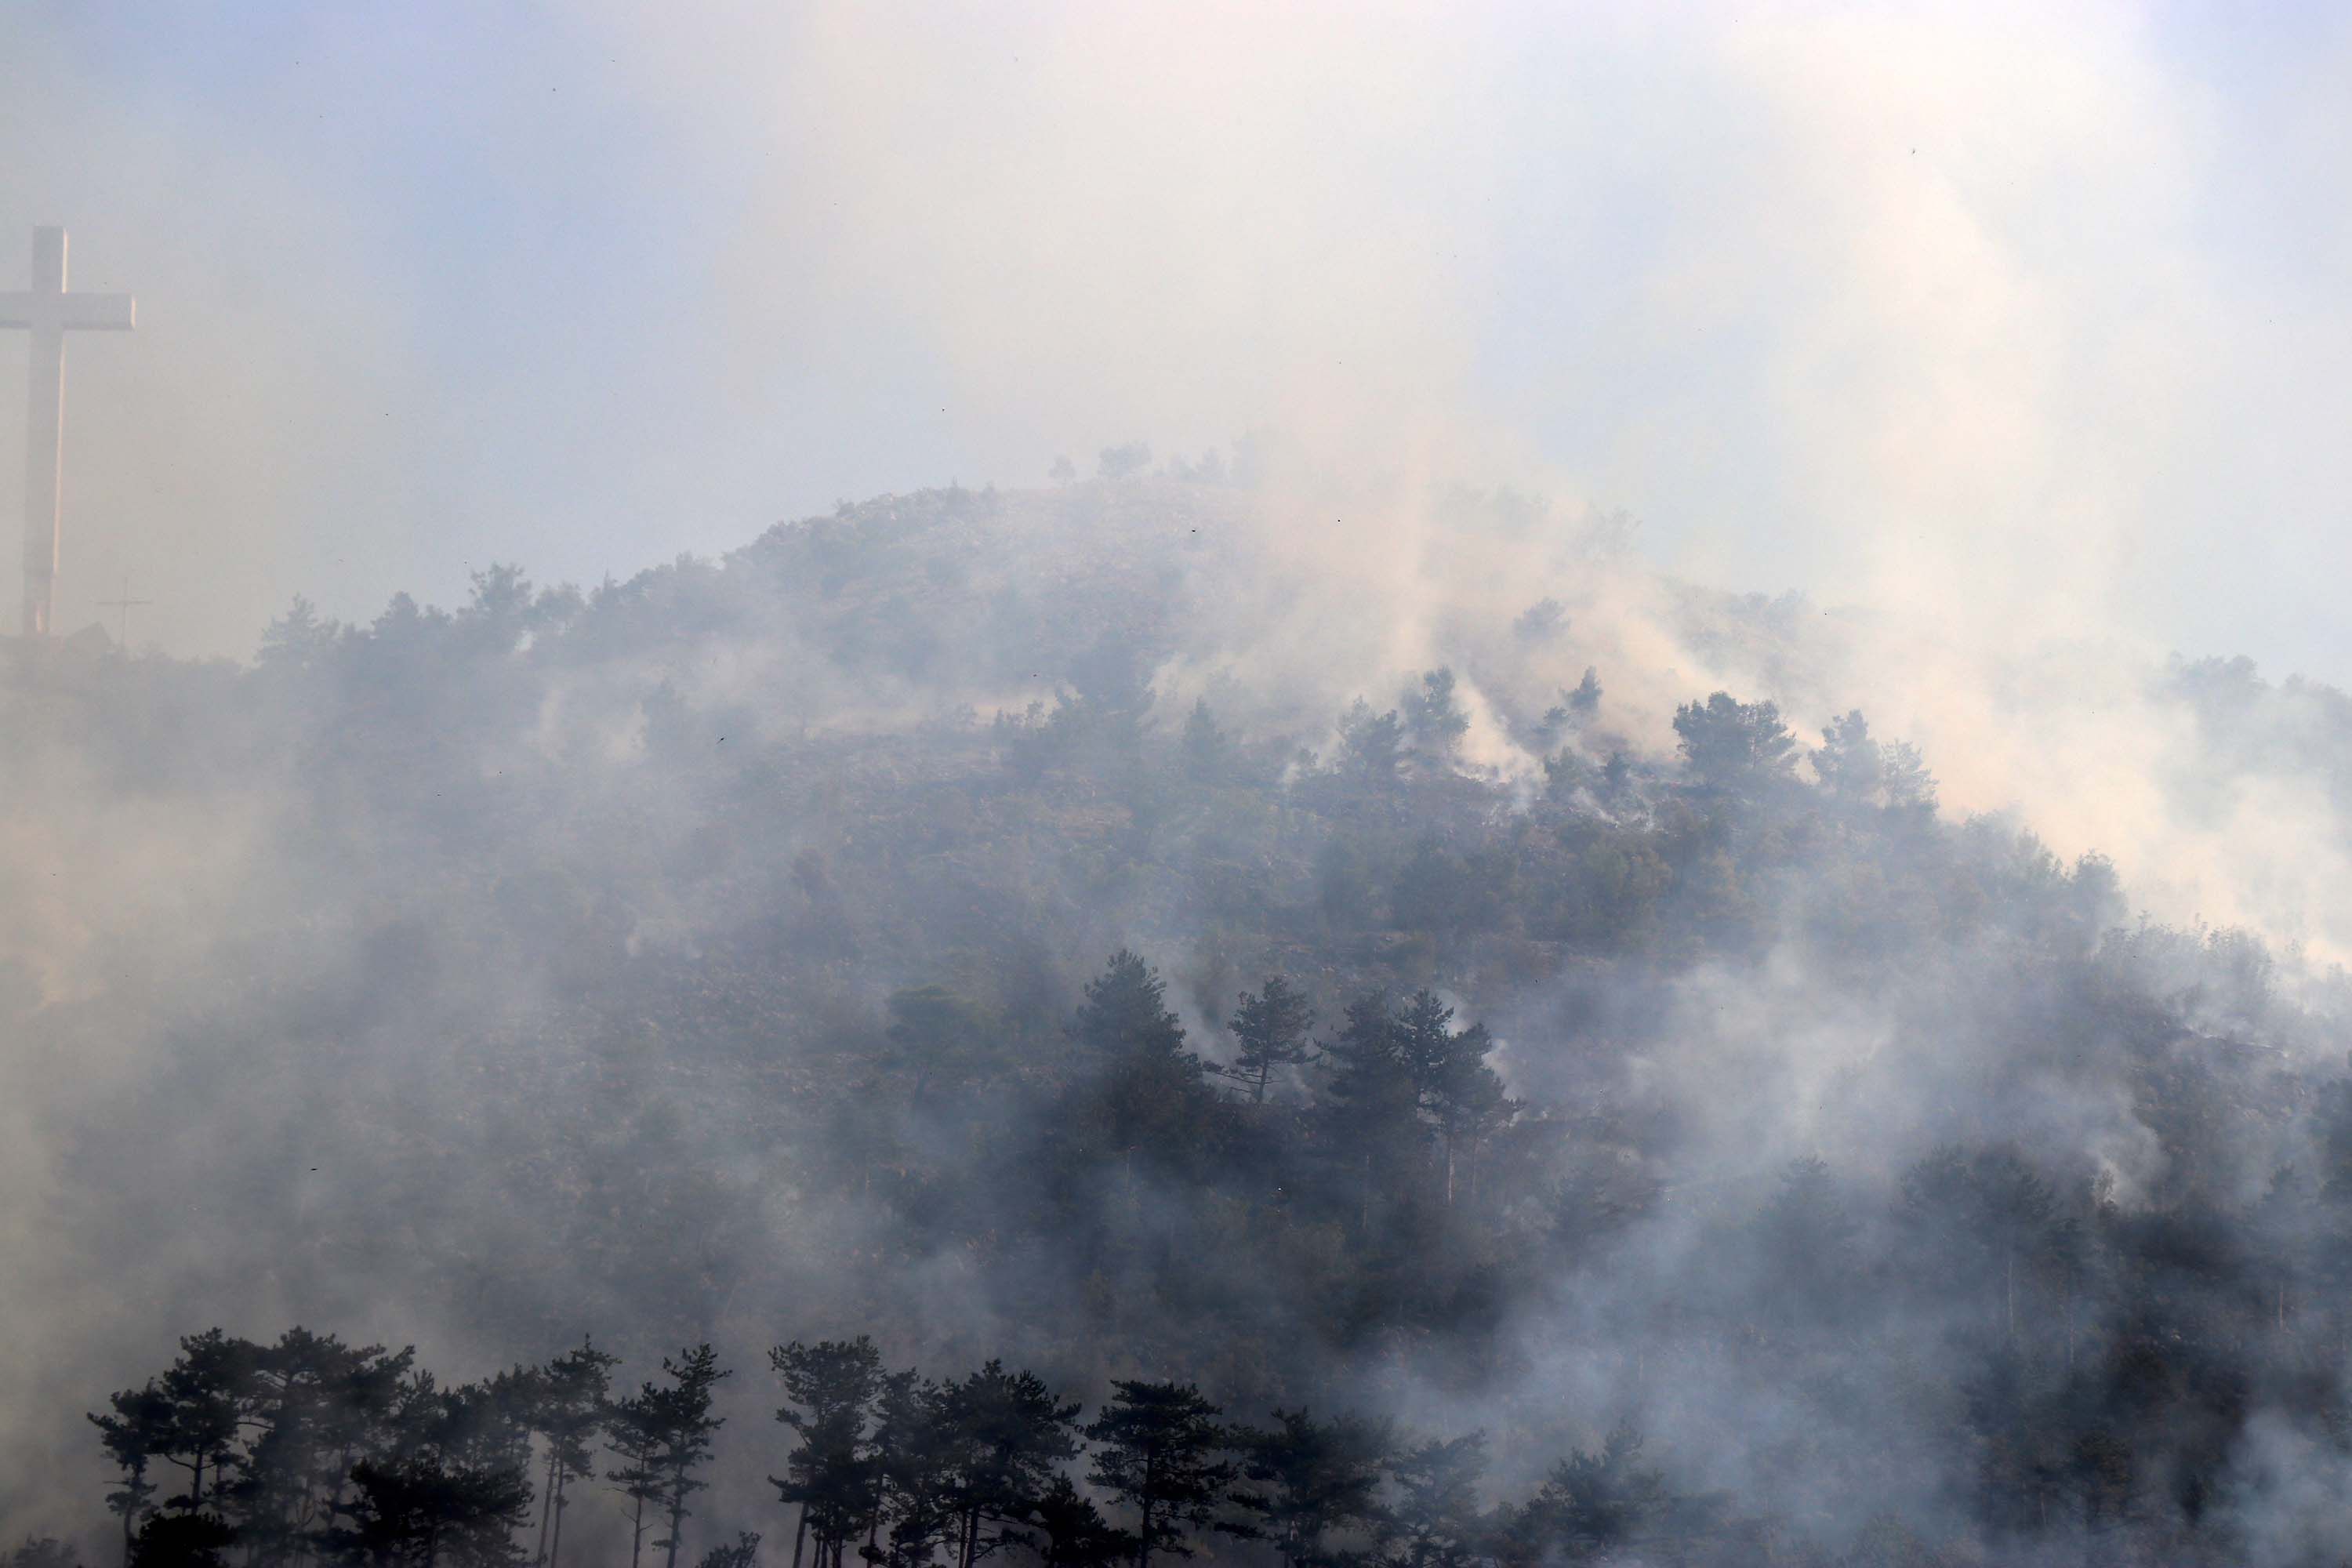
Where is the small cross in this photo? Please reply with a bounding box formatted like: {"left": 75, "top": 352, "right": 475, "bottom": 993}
{"left": 96, "top": 572, "right": 151, "bottom": 650}
{"left": 2, "top": 227, "right": 136, "bottom": 637}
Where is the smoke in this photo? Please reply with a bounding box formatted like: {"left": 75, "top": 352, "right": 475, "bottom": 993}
{"left": 12, "top": 3, "right": 2352, "bottom": 1563}
{"left": 10, "top": 5, "right": 2350, "bottom": 665}
{"left": 15, "top": 0, "right": 2347, "bottom": 941}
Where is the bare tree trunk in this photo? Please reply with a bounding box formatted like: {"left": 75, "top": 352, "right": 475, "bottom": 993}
{"left": 791, "top": 1510, "right": 807, "bottom": 1568}
{"left": 549, "top": 1461, "right": 571, "bottom": 1568}
{"left": 537, "top": 1447, "right": 559, "bottom": 1566}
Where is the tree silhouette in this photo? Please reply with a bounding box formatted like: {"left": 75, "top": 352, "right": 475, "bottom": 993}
{"left": 1387, "top": 1433, "right": 1488, "bottom": 1568}
{"left": 1394, "top": 991, "right": 1516, "bottom": 1207}
{"left": 1319, "top": 991, "right": 1421, "bottom": 1233}
{"left": 1671, "top": 691, "right": 1797, "bottom": 793}
{"left": 1083, "top": 1381, "right": 1236, "bottom": 1568}
{"left": 693, "top": 1536, "right": 760, "bottom": 1568}
{"left": 128, "top": 1513, "right": 236, "bottom": 1568}
{"left": 608, "top": 1391, "right": 663, "bottom": 1568}
{"left": 1508, "top": 1426, "right": 1662, "bottom": 1564}
{"left": 1071, "top": 952, "right": 1188, "bottom": 1062}
{"left": 769, "top": 1339, "right": 884, "bottom": 1568}
{"left": 528, "top": 1338, "right": 617, "bottom": 1568}
{"left": 1028, "top": 1476, "right": 1133, "bottom": 1568}
{"left": 154, "top": 1330, "right": 255, "bottom": 1515}
{"left": 1229, "top": 1408, "right": 1393, "bottom": 1568}
{"left": 639, "top": 1347, "right": 730, "bottom": 1568}
{"left": 89, "top": 1384, "right": 170, "bottom": 1567}
{"left": 937, "top": 1362, "right": 1083, "bottom": 1568}
{"left": 1336, "top": 702, "right": 1404, "bottom": 786}
{"left": 325, "top": 1457, "right": 532, "bottom": 1568}
{"left": 862, "top": 1370, "right": 956, "bottom": 1568}
{"left": 1227, "top": 977, "right": 1316, "bottom": 1105}
{"left": 1061, "top": 951, "right": 1214, "bottom": 1183}
{"left": 1402, "top": 670, "right": 1469, "bottom": 765}
{"left": 320, "top": 1371, "right": 535, "bottom": 1568}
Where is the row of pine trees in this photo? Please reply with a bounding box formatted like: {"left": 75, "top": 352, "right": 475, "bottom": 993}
{"left": 83, "top": 1328, "right": 1671, "bottom": 1568}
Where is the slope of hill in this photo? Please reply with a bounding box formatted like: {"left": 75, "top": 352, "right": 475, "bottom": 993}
{"left": 9, "top": 476, "right": 2352, "bottom": 1563}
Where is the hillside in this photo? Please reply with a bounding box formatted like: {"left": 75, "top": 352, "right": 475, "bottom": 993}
{"left": 9, "top": 477, "right": 2352, "bottom": 1565}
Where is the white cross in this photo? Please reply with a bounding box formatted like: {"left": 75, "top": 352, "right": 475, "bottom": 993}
{"left": 2, "top": 227, "right": 135, "bottom": 637}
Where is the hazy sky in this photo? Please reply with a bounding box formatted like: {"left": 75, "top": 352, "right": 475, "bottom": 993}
{"left": 2, "top": 2, "right": 2348, "bottom": 670}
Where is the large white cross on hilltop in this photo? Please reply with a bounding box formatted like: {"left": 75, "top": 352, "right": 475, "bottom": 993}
{"left": 2, "top": 227, "right": 135, "bottom": 638}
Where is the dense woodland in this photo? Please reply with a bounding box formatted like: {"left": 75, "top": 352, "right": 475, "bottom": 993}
{"left": 13, "top": 476, "right": 2352, "bottom": 1565}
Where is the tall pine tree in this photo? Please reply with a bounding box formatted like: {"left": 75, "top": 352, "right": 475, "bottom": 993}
{"left": 1083, "top": 1381, "right": 1236, "bottom": 1568}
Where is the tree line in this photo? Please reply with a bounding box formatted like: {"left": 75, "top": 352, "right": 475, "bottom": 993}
{"left": 78, "top": 1329, "right": 1677, "bottom": 1568}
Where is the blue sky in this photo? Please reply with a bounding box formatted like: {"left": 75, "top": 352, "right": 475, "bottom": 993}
{"left": 3, "top": 1, "right": 2349, "bottom": 677}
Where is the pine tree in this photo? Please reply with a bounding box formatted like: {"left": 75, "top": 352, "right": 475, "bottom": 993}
{"left": 608, "top": 1392, "right": 665, "bottom": 1568}
{"left": 1319, "top": 992, "right": 1421, "bottom": 1234}
{"left": 529, "top": 1338, "right": 618, "bottom": 1568}
{"left": 693, "top": 1536, "right": 760, "bottom": 1568}
{"left": 1671, "top": 692, "right": 1798, "bottom": 793}
{"left": 639, "top": 1346, "right": 730, "bottom": 1568}
{"left": 1083, "top": 1381, "right": 1237, "bottom": 1568}
{"left": 154, "top": 1330, "right": 256, "bottom": 1516}
{"left": 1402, "top": 670, "right": 1470, "bottom": 764}
{"left": 1812, "top": 710, "right": 1882, "bottom": 804}
{"left": 1064, "top": 952, "right": 1213, "bottom": 1181}
{"left": 321, "top": 1372, "right": 535, "bottom": 1568}
{"left": 1227, "top": 978, "right": 1316, "bottom": 1105}
{"left": 128, "top": 1513, "right": 236, "bottom": 1568}
{"left": 89, "top": 1384, "right": 170, "bottom": 1566}
{"left": 230, "top": 1330, "right": 415, "bottom": 1567}
{"left": 938, "top": 1362, "right": 1083, "bottom": 1568}
{"left": 1229, "top": 1408, "right": 1393, "bottom": 1568}
{"left": 327, "top": 1457, "right": 532, "bottom": 1568}
{"left": 863, "top": 1371, "right": 956, "bottom": 1568}
{"left": 1336, "top": 702, "right": 1404, "bottom": 786}
{"left": 1512, "top": 1427, "right": 1662, "bottom": 1563}
{"left": 1029, "top": 1476, "right": 1134, "bottom": 1568}
{"left": 769, "top": 1339, "right": 884, "bottom": 1568}
{"left": 1071, "top": 953, "right": 1189, "bottom": 1061}
{"left": 1566, "top": 667, "right": 1601, "bottom": 718}
{"left": 1396, "top": 993, "right": 1517, "bottom": 1207}
{"left": 1388, "top": 1433, "right": 1489, "bottom": 1568}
